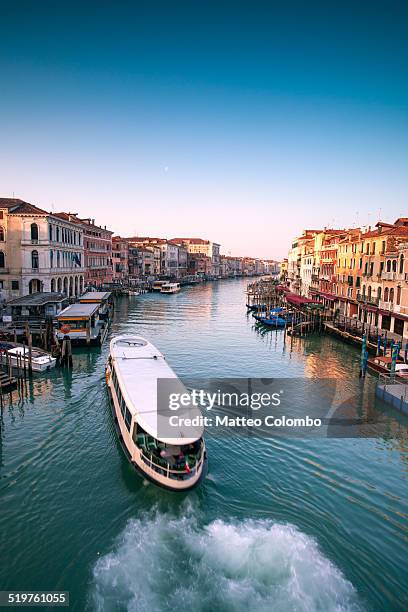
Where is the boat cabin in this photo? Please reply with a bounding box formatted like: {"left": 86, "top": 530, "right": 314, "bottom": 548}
{"left": 79, "top": 291, "right": 113, "bottom": 320}
{"left": 160, "top": 282, "right": 181, "bottom": 294}
{"left": 56, "top": 302, "right": 108, "bottom": 345}
{"left": 152, "top": 280, "right": 168, "bottom": 291}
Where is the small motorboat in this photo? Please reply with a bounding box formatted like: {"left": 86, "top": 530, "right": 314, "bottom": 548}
{"left": 367, "top": 355, "right": 405, "bottom": 377}
{"left": 0, "top": 344, "right": 56, "bottom": 372}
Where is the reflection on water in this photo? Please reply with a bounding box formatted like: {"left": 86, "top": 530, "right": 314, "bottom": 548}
{"left": 0, "top": 279, "right": 407, "bottom": 611}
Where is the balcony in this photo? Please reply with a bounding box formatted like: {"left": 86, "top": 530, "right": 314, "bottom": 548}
{"left": 381, "top": 271, "right": 396, "bottom": 281}
{"left": 356, "top": 292, "right": 380, "bottom": 306}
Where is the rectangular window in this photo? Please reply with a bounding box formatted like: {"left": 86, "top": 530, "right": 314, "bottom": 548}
{"left": 11, "top": 280, "right": 19, "bottom": 290}
{"left": 124, "top": 407, "right": 132, "bottom": 431}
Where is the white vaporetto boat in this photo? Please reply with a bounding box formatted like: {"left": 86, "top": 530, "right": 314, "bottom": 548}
{"left": 160, "top": 282, "right": 181, "bottom": 294}
{"left": 106, "top": 335, "right": 207, "bottom": 491}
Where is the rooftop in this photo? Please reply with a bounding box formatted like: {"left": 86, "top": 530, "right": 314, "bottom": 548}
{"left": 0, "top": 198, "right": 49, "bottom": 216}
{"left": 7, "top": 292, "right": 67, "bottom": 307}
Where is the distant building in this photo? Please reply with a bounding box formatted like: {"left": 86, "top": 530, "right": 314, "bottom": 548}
{"left": 172, "top": 238, "right": 221, "bottom": 277}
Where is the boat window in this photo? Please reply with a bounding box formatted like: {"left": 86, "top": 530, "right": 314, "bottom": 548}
{"left": 120, "top": 395, "right": 126, "bottom": 417}
{"left": 124, "top": 406, "right": 132, "bottom": 431}
{"left": 116, "top": 339, "right": 147, "bottom": 347}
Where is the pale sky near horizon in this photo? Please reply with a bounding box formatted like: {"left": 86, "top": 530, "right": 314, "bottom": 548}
{"left": 1, "top": 1, "right": 407, "bottom": 259}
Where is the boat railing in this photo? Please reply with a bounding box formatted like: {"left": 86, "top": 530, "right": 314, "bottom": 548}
{"left": 139, "top": 443, "right": 204, "bottom": 480}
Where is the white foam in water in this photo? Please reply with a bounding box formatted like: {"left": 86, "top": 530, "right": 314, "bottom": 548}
{"left": 91, "top": 513, "right": 362, "bottom": 612}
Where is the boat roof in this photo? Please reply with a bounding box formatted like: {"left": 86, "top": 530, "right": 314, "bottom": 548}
{"left": 79, "top": 291, "right": 111, "bottom": 302}
{"left": 57, "top": 303, "right": 99, "bottom": 319}
{"left": 110, "top": 334, "right": 203, "bottom": 445}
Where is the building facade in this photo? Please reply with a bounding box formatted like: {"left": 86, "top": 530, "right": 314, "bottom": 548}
{"left": 285, "top": 218, "right": 408, "bottom": 339}
{"left": 112, "top": 236, "right": 129, "bottom": 282}
{"left": 0, "top": 198, "right": 85, "bottom": 302}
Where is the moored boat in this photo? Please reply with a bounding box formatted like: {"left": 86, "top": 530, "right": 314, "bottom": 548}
{"left": 105, "top": 334, "right": 207, "bottom": 491}
{"left": 152, "top": 280, "right": 168, "bottom": 291}
{"left": 367, "top": 355, "right": 406, "bottom": 377}
{"left": 0, "top": 342, "right": 56, "bottom": 372}
{"left": 160, "top": 282, "right": 181, "bottom": 294}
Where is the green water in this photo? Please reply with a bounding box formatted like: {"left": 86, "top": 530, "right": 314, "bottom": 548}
{"left": 0, "top": 279, "right": 407, "bottom": 611}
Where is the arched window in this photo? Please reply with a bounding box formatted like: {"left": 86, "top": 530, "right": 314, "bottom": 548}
{"left": 384, "top": 287, "right": 389, "bottom": 301}
{"left": 51, "top": 278, "right": 55, "bottom": 292}
{"left": 397, "top": 286, "right": 401, "bottom": 305}
{"left": 367, "top": 286, "right": 372, "bottom": 299}
{"left": 0, "top": 251, "right": 4, "bottom": 268}
{"left": 50, "top": 250, "right": 54, "bottom": 268}
{"left": 0, "top": 227, "right": 4, "bottom": 241}
{"left": 400, "top": 254, "right": 405, "bottom": 274}
{"left": 386, "top": 260, "right": 391, "bottom": 272}
{"left": 392, "top": 259, "right": 397, "bottom": 272}
{"left": 30, "top": 223, "right": 39, "bottom": 241}
{"left": 377, "top": 287, "right": 382, "bottom": 300}
{"left": 362, "top": 284, "right": 366, "bottom": 296}
{"left": 390, "top": 288, "right": 394, "bottom": 302}
{"left": 31, "top": 250, "right": 39, "bottom": 269}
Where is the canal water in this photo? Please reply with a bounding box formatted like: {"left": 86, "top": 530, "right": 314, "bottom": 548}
{"left": 0, "top": 279, "right": 407, "bottom": 611}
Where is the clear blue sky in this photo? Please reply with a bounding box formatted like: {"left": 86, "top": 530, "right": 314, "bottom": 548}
{"left": 1, "top": 0, "right": 407, "bottom": 258}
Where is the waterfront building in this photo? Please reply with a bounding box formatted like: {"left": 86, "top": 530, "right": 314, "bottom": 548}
{"left": 280, "top": 259, "right": 288, "bottom": 281}
{"left": 187, "top": 252, "right": 212, "bottom": 277}
{"left": 286, "top": 218, "right": 408, "bottom": 339}
{"left": 300, "top": 239, "right": 315, "bottom": 297}
{"left": 112, "top": 237, "right": 129, "bottom": 282}
{"left": 287, "top": 230, "right": 322, "bottom": 293}
{"left": 55, "top": 213, "right": 113, "bottom": 288}
{"left": 0, "top": 198, "right": 85, "bottom": 301}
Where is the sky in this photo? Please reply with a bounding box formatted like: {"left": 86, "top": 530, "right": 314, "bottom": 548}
{"left": 0, "top": 0, "right": 407, "bottom": 259}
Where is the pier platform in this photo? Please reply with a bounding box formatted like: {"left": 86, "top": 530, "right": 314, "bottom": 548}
{"left": 376, "top": 380, "right": 408, "bottom": 415}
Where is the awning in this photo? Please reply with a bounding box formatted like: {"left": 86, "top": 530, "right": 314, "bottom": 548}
{"left": 286, "top": 293, "right": 319, "bottom": 307}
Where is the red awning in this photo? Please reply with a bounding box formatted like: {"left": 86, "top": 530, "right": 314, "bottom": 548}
{"left": 286, "top": 293, "right": 319, "bottom": 306}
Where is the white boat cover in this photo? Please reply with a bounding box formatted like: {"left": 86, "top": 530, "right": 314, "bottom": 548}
{"left": 110, "top": 335, "right": 203, "bottom": 444}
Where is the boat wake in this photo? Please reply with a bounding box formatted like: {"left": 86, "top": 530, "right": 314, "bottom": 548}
{"left": 90, "top": 509, "right": 362, "bottom": 611}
